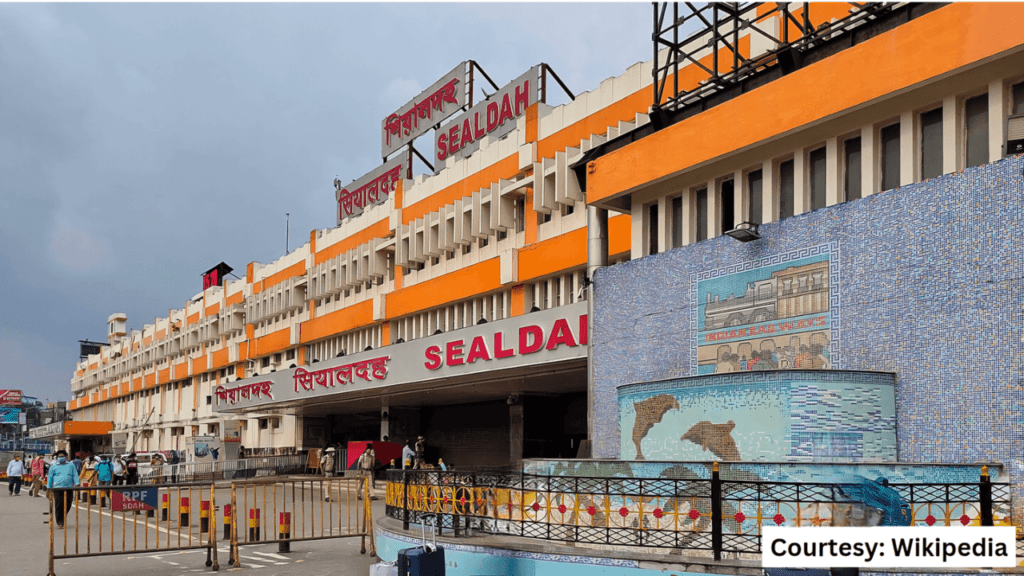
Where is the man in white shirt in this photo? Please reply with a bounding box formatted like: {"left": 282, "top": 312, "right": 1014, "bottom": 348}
{"left": 112, "top": 457, "right": 125, "bottom": 486}
{"left": 7, "top": 455, "right": 25, "bottom": 496}
{"left": 401, "top": 441, "right": 415, "bottom": 470}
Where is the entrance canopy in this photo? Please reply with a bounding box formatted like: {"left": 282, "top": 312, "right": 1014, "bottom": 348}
{"left": 214, "top": 302, "right": 588, "bottom": 417}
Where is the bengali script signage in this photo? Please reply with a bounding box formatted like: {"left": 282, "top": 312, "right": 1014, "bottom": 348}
{"left": 382, "top": 62, "right": 467, "bottom": 157}
{"left": 214, "top": 381, "right": 273, "bottom": 406}
{"left": 293, "top": 356, "right": 390, "bottom": 392}
{"left": 335, "top": 152, "right": 410, "bottom": 224}
{"left": 435, "top": 66, "right": 540, "bottom": 165}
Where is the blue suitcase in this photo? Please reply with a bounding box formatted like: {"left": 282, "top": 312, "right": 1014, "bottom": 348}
{"left": 397, "top": 514, "right": 445, "bottom": 576}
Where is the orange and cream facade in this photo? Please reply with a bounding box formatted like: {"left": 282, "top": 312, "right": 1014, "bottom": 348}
{"left": 68, "top": 56, "right": 643, "bottom": 465}
{"left": 68, "top": 2, "right": 1024, "bottom": 467}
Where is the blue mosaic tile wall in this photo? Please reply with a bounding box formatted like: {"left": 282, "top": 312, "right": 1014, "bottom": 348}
{"left": 592, "top": 156, "right": 1024, "bottom": 509}
{"left": 617, "top": 370, "right": 896, "bottom": 462}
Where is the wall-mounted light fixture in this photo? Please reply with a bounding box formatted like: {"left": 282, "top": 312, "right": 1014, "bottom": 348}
{"left": 724, "top": 222, "right": 761, "bottom": 242}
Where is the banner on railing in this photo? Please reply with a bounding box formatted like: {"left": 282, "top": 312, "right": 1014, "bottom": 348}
{"left": 111, "top": 488, "right": 158, "bottom": 512}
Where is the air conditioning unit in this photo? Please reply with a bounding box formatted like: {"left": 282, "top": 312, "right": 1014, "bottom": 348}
{"left": 1007, "top": 114, "right": 1024, "bottom": 156}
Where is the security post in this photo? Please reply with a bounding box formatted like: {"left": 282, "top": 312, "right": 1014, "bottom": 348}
{"left": 278, "top": 512, "right": 291, "bottom": 553}
{"left": 249, "top": 508, "right": 260, "bottom": 541}
{"left": 180, "top": 496, "right": 190, "bottom": 526}
{"left": 224, "top": 504, "right": 233, "bottom": 540}
{"left": 200, "top": 500, "right": 210, "bottom": 533}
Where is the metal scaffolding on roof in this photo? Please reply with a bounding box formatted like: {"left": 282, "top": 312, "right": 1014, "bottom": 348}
{"left": 651, "top": 2, "right": 901, "bottom": 116}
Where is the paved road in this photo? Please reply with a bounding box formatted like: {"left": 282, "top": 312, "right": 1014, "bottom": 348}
{"left": 0, "top": 484, "right": 386, "bottom": 576}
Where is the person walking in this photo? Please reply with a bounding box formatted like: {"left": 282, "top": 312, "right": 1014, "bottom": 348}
{"left": 112, "top": 456, "right": 125, "bottom": 486}
{"left": 47, "top": 450, "right": 79, "bottom": 529}
{"left": 95, "top": 456, "right": 113, "bottom": 487}
{"left": 30, "top": 455, "right": 47, "bottom": 497}
{"left": 358, "top": 443, "right": 376, "bottom": 490}
{"left": 125, "top": 453, "right": 139, "bottom": 486}
{"left": 71, "top": 453, "right": 83, "bottom": 476}
{"left": 7, "top": 455, "right": 25, "bottom": 496}
{"left": 320, "top": 447, "right": 336, "bottom": 478}
{"left": 401, "top": 441, "right": 415, "bottom": 470}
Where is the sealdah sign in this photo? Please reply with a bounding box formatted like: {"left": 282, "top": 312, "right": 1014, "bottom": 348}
{"left": 424, "top": 314, "right": 588, "bottom": 370}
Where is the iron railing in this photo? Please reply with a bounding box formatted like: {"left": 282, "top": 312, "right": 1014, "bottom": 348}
{"left": 385, "top": 466, "right": 1012, "bottom": 560}
{"left": 44, "top": 476, "right": 375, "bottom": 575}
{"left": 143, "top": 455, "right": 308, "bottom": 483}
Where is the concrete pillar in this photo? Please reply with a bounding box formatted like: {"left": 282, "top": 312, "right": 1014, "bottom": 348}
{"left": 509, "top": 400, "right": 524, "bottom": 466}
{"left": 585, "top": 205, "right": 607, "bottom": 455}
{"left": 733, "top": 170, "right": 747, "bottom": 225}
{"left": 989, "top": 79, "right": 1007, "bottom": 162}
{"left": 825, "top": 137, "right": 840, "bottom": 206}
{"left": 657, "top": 196, "right": 669, "bottom": 254}
{"left": 707, "top": 179, "right": 721, "bottom": 238}
{"left": 761, "top": 159, "right": 776, "bottom": 224}
{"left": 943, "top": 95, "right": 959, "bottom": 175}
{"left": 861, "top": 124, "right": 877, "bottom": 196}
{"left": 629, "top": 202, "right": 644, "bottom": 260}
{"left": 900, "top": 111, "right": 916, "bottom": 185}
{"left": 682, "top": 188, "right": 697, "bottom": 244}
{"left": 793, "top": 151, "right": 808, "bottom": 215}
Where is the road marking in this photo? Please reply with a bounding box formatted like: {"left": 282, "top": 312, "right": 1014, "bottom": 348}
{"left": 254, "top": 551, "right": 289, "bottom": 560}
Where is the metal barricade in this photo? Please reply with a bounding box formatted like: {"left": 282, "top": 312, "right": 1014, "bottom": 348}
{"left": 144, "top": 454, "right": 308, "bottom": 484}
{"left": 47, "top": 482, "right": 219, "bottom": 576}
{"left": 227, "top": 476, "right": 375, "bottom": 567}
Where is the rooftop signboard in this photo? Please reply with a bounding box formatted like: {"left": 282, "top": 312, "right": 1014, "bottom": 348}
{"left": 434, "top": 65, "right": 540, "bottom": 166}
{"left": 334, "top": 150, "right": 411, "bottom": 225}
{"left": 0, "top": 390, "right": 22, "bottom": 407}
{"left": 381, "top": 62, "right": 467, "bottom": 158}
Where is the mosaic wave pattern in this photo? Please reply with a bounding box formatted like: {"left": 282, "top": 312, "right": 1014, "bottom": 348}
{"left": 617, "top": 370, "right": 896, "bottom": 462}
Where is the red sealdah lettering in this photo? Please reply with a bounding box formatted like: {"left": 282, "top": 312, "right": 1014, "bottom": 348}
{"left": 514, "top": 81, "right": 530, "bottom": 115}
{"left": 436, "top": 134, "right": 448, "bottom": 162}
{"left": 519, "top": 325, "right": 543, "bottom": 354}
{"left": 466, "top": 336, "right": 491, "bottom": 364}
{"left": 446, "top": 340, "right": 465, "bottom": 366}
{"left": 424, "top": 346, "right": 442, "bottom": 370}
{"left": 494, "top": 332, "right": 514, "bottom": 359}
{"left": 545, "top": 318, "right": 577, "bottom": 350}
{"left": 498, "top": 93, "right": 514, "bottom": 126}
{"left": 486, "top": 102, "right": 500, "bottom": 132}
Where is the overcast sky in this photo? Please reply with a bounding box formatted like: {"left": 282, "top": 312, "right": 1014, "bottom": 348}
{"left": 0, "top": 3, "right": 652, "bottom": 405}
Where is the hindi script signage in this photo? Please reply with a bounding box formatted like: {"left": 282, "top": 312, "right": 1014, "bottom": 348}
{"left": 335, "top": 151, "right": 410, "bottom": 224}
{"left": 382, "top": 62, "right": 467, "bottom": 158}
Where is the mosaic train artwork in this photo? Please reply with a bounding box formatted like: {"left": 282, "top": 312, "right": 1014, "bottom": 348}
{"left": 694, "top": 249, "right": 837, "bottom": 375}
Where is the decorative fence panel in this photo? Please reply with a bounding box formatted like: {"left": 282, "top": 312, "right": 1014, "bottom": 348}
{"left": 386, "top": 465, "right": 1013, "bottom": 560}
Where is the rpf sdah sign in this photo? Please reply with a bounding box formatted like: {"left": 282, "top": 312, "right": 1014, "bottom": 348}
{"left": 111, "top": 488, "right": 158, "bottom": 512}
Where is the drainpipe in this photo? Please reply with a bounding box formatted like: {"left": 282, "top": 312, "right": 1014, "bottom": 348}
{"left": 586, "top": 206, "right": 608, "bottom": 457}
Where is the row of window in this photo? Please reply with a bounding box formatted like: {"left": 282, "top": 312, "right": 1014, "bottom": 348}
{"left": 648, "top": 80, "right": 1024, "bottom": 255}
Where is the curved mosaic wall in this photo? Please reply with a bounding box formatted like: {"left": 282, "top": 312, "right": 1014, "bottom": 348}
{"left": 617, "top": 370, "right": 896, "bottom": 462}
